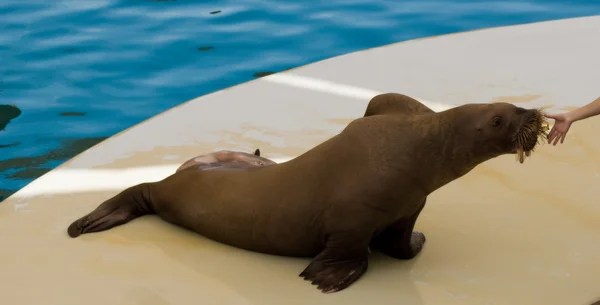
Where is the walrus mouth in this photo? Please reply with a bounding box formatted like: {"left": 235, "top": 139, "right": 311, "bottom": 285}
{"left": 513, "top": 107, "right": 550, "bottom": 164}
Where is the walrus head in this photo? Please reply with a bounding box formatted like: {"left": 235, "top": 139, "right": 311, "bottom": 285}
{"left": 465, "top": 103, "right": 549, "bottom": 164}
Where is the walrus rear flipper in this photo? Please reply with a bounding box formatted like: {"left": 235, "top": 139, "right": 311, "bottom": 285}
{"left": 67, "top": 183, "right": 154, "bottom": 238}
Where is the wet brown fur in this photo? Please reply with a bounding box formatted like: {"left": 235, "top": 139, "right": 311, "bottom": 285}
{"left": 66, "top": 93, "right": 545, "bottom": 294}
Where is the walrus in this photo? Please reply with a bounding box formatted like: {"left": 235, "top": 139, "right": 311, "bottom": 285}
{"left": 175, "top": 148, "right": 277, "bottom": 172}
{"left": 66, "top": 93, "right": 548, "bottom": 293}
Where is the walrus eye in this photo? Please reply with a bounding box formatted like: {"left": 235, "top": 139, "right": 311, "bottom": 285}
{"left": 491, "top": 116, "right": 502, "bottom": 128}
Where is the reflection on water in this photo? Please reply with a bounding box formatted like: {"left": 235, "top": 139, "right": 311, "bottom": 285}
{"left": 0, "top": 142, "right": 19, "bottom": 149}
{"left": 0, "top": 104, "right": 21, "bottom": 131}
{"left": 0, "top": 0, "right": 599, "bottom": 199}
{"left": 59, "top": 111, "right": 86, "bottom": 117}
{"left": 0, "top": 137, "right": 107, "bottom": 201}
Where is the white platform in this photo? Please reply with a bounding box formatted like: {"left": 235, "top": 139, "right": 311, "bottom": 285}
{"left": 2, "top": 16, "right": 600, "bottom": 305}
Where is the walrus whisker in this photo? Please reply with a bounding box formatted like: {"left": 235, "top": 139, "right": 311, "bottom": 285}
{"left": 512, "top": 107, "right": 550, "bottom": 163}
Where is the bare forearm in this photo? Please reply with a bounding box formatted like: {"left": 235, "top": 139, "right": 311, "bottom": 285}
{"left": 567, "top": 97, "right": 600, "bottom": 122}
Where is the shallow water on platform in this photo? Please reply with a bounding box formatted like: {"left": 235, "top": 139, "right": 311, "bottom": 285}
{"left": 1, "top": 0, "right": 600, "bottom": 200}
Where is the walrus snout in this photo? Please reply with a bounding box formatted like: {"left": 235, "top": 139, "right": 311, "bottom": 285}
{"left": 512, "top": 108, "right": 549, "bottom": 163}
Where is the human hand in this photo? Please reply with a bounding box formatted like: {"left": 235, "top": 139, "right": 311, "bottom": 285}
{"left": 544, "top": 112, "right": 573, "bottom": 145}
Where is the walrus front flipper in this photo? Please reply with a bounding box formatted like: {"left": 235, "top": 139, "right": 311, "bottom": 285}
{"left": 299, "top": 232, "right": 370, "bottom": 293}
{"left": 370, "top": 202, "right": 427, "bottom": 260}
{"left": 372, "top": 228, "right": 426, "bottom": 260}
{"left": 67, "top": 183, "right": 154, "bottom": 238}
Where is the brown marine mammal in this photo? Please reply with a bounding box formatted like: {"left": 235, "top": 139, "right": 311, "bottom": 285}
{"left": 66, "top": 93, "right": 548, "bottom": 293}
{"left": 176, "top": 148, "right": 277, "bottom": 172}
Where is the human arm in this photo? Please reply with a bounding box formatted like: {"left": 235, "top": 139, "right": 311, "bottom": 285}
{"left": 544, "top": 97, "right": 600, "bottom": 145}
{"left": 564, "top": 97, "right": 600, "bottom": 122}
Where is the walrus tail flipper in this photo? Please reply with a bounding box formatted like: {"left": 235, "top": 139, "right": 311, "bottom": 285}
{"left": 67, "top": 183, "right": 155, "bottom": 238}
{"left": 254, "top": 148, "right": 260, "bottom": 156}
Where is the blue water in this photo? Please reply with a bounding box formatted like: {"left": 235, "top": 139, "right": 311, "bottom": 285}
{"left": 0, "top": 1, "right": 599, "bottom": 200}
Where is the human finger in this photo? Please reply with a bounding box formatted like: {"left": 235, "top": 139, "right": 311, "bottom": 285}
{"left": 560, "top": 133, "right": 567, "bottom": 144}
{"left": 552, "top": 132, "right": 562, "bottom": 146}
{"left": 547, "top": 129, "right": 557, "bottom": 143}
